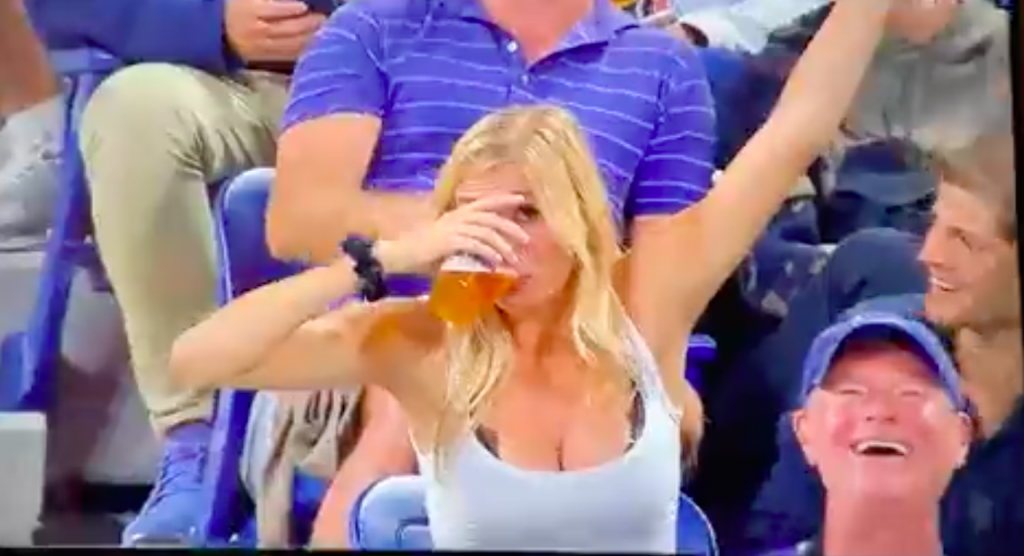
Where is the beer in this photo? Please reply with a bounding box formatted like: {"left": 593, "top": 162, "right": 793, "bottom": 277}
{"left": 428, "top": 254, "right": 516, "bottom": 326}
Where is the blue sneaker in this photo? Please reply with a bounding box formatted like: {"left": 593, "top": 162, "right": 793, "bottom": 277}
{"left": 121, "top": 421, "right": 212, "bottom": 547}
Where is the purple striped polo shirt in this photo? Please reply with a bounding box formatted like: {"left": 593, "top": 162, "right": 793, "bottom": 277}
{"left": 283, "top": 0, "right": 717, "bottom": 231}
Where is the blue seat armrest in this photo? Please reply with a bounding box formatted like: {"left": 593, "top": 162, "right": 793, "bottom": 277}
{"left": 687, "top": 334, "right": 717, "bottom": 365}
{"left": 49, "top": 47, "right": 123, "bottom": 76}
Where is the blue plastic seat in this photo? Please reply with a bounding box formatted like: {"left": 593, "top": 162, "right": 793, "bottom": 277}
{"left": 677, "top": 489, "right": 719, "bottom": 556}
{"left": 196, "top": 168, "right": 303, "bottom": 546}
{"left": 0, "top": 47, "right": 122, "bottom": 411}
{"left": 686, "top": 334, "right": 716, "bottom": 394}
{"left": 349, "top": 474, "right": 719, "bottom": 554}
{"left": 199, "top": 167, "right": 718, "bottom": 546}
{"left": 348, "top": 475, "right": 430, "bottom": 550}
{"left": 756, "top": 544, "right": 808, "bottom": 556}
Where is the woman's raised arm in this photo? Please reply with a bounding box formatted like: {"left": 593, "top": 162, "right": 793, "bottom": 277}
{"left": 629, "top": 0, "right": 917, "bottom": 340}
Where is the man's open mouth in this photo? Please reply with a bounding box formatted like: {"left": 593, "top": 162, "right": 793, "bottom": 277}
{"left": 929, "top": 276, "right": 955, "bottom": 293}
{"left": 851, "top": 440, "right": 910, "bottom": 457}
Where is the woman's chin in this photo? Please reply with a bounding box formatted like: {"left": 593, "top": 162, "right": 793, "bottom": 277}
{"left": 496, "top": 295, "right": 528, "bottom": 317}
{"left": 497, "top": 290, "right": 547, "bottom": 318}
{"left": 496, "top": 280, "right": 570, "bottom": 321}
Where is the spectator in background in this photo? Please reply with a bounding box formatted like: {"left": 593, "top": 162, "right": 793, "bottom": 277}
{"left": 743, "top": 132, "right": 1023, "bottom": 556}
{"left": 692, "top": 225, "right": 933, "bottom": 541}
{"left": 25, "top": 0, "right": 328, "bottom": 545}
{"left": 787, "top": 311, "right": 972, "bottom": 556}
{"left": 670, "top": 0, "right": 1008, "bottom": 189}
{"left": 681, "top": 0, "right": 1009, "bottom": 466}
{"left": 698, "top": 0, "right": 1007, "bottom": 169}
{"left": 840, "top": 0, "right": 1008, "bottom": 152}
{"left": 0, "top": 0, "right": 62, "bottom": 250}
{"left": 685, "top": 0, "right": 1008, "bottom": 224}
{"left": 670, "top": 0, "right": 824, "bottom": 53}
{"left": 266, "top": 0, "right": 716, "bottom": 547}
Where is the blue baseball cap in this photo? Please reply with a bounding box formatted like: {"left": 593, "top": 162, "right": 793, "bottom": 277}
{"left": 799, "top": 311, "right": 967, "bottom": 411}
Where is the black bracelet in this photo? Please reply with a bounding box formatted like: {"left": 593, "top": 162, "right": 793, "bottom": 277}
{"left": 340, "top": 235, "right": 388, "bottom": 302}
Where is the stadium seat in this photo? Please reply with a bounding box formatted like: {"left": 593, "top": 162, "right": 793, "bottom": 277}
{"left": 348, "top": 475, "right": 430, "bottom": 550}
{"left": 677, "top": 489, "right": 719, "bottom": 556}
{"left": 0, "top": 47, "right": 122, "bottom": 411}
{"left": 686, "top": 334, "right": 716, "bottom": 394}
{"left": 196, "top": 168, "right": 303, "bottom": 546}
{"left": 755, "top": 543, "right": 810, "bottom": 556}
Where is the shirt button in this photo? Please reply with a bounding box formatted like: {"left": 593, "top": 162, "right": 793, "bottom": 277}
{"left": 507, "top": 41, "right": 519, "bottom": 53}
{"left": 520, "top": 74, "right": 530, "bottom": 84}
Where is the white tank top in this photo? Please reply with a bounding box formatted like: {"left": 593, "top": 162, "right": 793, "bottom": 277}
{"left": 413, "top": 321, "right": 683, "bottom": 552}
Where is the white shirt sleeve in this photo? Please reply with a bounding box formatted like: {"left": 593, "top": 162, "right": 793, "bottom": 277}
{"left": 673, "top": 0, "right": 832, "bottom": 54}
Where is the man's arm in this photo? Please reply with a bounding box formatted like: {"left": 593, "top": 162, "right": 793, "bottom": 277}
{"left": 268, "top": 4, "right": 434, "bottom": 264}
{"left": 26, "top": 0, "right": 239, "bottom": 73}
{"left": 673, "top": 0, "right": 829, "bottom": 54}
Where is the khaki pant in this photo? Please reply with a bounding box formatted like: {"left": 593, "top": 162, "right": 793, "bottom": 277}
{"left": 78, "top": 64, "right": 289, "bottom": 432}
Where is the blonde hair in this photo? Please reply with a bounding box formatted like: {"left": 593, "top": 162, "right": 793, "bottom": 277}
{"left": 428, "top": 105, "right": 641, "bottom": 467}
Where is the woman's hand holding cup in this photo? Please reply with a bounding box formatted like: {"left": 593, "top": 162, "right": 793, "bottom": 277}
{"left": 374, "top": 194, "right": 529, "bottom": 275}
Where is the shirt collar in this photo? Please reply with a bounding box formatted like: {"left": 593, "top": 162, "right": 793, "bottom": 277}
{"left": 435, "top": 0, "right": 637, "bottom": 47}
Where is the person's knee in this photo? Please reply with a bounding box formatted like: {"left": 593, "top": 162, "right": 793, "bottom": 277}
{"left": 78, "top": 63, "right": 207, "bottom": 168}
{"left": 78, "top": 63, "right": 222, "bottom": 244}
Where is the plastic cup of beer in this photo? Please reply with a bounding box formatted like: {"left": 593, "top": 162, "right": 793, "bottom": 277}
{"left": 428, "top": 253, "right": 517, "bottom": 327}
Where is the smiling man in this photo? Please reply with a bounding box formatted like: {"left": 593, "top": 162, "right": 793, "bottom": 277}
{"left": 790, "top": 311, "right": 973, "bottom": 556}
{"left": 734, "top": 130, "right": 1023, "bottom": 556}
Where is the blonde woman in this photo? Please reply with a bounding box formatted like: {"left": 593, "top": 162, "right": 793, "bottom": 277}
{"left": 171, "top": 0, "right": 929, "bottom": 550}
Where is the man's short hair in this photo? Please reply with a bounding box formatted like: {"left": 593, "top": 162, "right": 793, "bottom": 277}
{"left": 930, "top": 131, "right": 1017, "bottom": 241}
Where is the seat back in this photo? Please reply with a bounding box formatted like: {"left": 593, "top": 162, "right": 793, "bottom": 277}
{"left": 686, "top": 334, "right": 716, "bottom": 394}
{"left": 350, "top": 476, "right": 718, "bottom": 554}
{"left": 50, "top": 48, "right": 122, "bottom": 121}
{"left": 756, "top": 545, "right": 807, "bottom": 556}
{"left": 0, "top": 48, "right": 124, "bottom": 411}
{"left": 213, "top": 167, "right": 304, "bottom": 300}
{"left": 199, "top": 168, "right": 303, "bottom": 544}
{"left": 49, "top": 47, "right": 122, "bottom": 245}
{"left": 347, "top": 476, "right": 431, "bottom": 551}
{"left": 677, "top": 492, "right": 718, "bottom": 555}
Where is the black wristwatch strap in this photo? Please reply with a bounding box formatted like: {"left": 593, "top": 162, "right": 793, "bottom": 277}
{"left": 340, "top": 235, "right": 388, "bottom": 302}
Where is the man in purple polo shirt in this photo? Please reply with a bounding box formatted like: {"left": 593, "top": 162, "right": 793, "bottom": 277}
{"left": 260, "top": 0, "right": 716, "bottom": 546}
